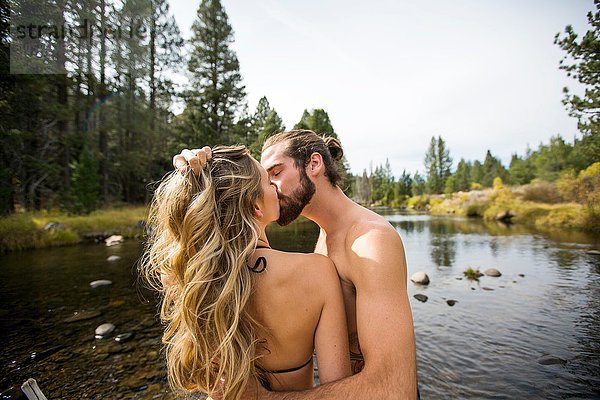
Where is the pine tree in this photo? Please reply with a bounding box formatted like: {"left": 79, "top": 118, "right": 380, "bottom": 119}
{"left": 444, "top": 175, "right": 456, "bottom": 195}
{"left": 67, "top": 145, "right": 100, "bottom": 214}
{"left": 454, "top": 159, "right": 471, "bottom": 191}
{"left": 295, "top": 110, "right": 311, "bottom": 130}
{"left": 425, "top": 137, "right": 439, "bottom": 193}
{"left": 437, "top": 136, "right": 452, "bottom": 186}
{"left": 185, "top": 0, "right": 246, "bottom": 145}
{"left": 353, "top": 169, "right": 371, "bottom": 205}
{"left": 370, "top": 160, "right": 395, "bottom": 205}
{"left": 508, "top": 151, "right": 534, "bottom": 185}
{"left": 424, "top": 135, "right": 452, "bottom": 193}
{"left": 555, "top": 3, "right": 600, "bottom": 165}
{"left": 112, "top": 0, "right": 153, "bottom": 203}
{"left": 148, "top": 0, "right": 184, "bottom": 148}
{"left": 470, "top": 160, "right": 484, "bottom": 187}
{"left": 249, "top": 96, "right": 285, "bottom": 157}
{"left": 482, "top": 150, "right": 507, "bottom": 187}
{"left": 412, "top": 172, "right": 426, "bottom": 196}
{"left": 294, "top": 109, "right": 338, "bottom": 138}
{"left": 533, "top": 135, "right": 573, "bottom": 181}
{"left": 398, "top": 169, "right": 413, "bottom": 197}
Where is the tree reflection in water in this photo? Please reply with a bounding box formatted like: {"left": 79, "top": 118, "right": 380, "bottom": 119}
{"left": 428, "top": 219, "right": 457, "bottom": 268}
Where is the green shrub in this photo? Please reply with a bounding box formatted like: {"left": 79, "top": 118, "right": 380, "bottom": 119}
{"left": 407, "top": 195, "right": 430, "bottom": 210}
{"left": 493, "top": 177, "right": 504, "bottom": 190}
{"left": 521, "top": 180, "right": 563, "bottom": 204}
{"left": 464, "top": 267, "right": 482, "bottom": 281}
{"left": 535, "top": 204, "right": 586, "bottom": 229}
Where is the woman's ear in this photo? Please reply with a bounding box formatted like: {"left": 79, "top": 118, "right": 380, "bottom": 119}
{"left": 254, "top": 203, "right": 264, "bottom": 220}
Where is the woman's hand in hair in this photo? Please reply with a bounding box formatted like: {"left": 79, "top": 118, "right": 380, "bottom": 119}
{"left": 160, "top": 271, "right": 174, "bottom": 288}
{"left": 172, "top": 146, "right": 212, "bottom": 176}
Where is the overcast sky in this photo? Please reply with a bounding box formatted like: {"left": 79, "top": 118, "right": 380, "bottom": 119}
{"left": 168, "top": 0, "right": 594, "bottom": 175}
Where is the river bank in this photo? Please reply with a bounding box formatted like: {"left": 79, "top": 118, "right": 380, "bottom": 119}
{"left": 409, "top": 184, "right": 597, "bottom": 232}
{"left": 1, "top": 183, "right": 597, "bottom": 254}
{"left": 0, "top": 206, "right": 148, "bottom": 253}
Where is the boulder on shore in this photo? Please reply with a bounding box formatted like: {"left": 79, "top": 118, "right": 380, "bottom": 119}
{"left": 495, "top": 210, "right": 515, "bottom": 222}
{"left": 44, "top": 222, "right": 65, "bottom": 231}
{"left": 105, "top": 235, "right": 123, "bottom": 246}
{"left": 484, "top": 268, "right": 502, "bottom": 277}
{"left": 410, "top": 272, "right": 430, "bottom": 285}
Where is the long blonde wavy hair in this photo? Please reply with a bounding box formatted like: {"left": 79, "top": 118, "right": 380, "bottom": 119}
{"left": 140, "top": 145, "right": 265, "bottom": 399}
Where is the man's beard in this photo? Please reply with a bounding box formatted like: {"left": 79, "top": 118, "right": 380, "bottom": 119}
{"left": 277, "top": 169, "right": 316, "bottom": 226}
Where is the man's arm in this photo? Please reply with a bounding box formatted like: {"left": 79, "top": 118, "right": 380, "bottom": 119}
{"left": 314, "top": 257, "right": 351, "bottom": 383}
{"left": 257, "top": 225, "right": 417, "bottom": 399}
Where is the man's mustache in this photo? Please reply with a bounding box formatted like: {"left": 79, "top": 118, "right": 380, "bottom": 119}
{"left": 276, "top": 191, "right": 290, "bottom": 202}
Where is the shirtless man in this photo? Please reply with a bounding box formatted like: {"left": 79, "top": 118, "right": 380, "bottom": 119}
{"left": 174, "top": 130, "right": 418, "bottom": 399}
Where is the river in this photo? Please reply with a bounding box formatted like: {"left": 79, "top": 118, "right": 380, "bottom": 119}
{"left": 0, "top": 211, "right": 599, "bottom": 399}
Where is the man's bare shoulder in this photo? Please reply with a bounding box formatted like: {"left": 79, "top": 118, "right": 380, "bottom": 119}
{"left": 347, "top": 211, "right": 403, "bottom": 254}
{"left": 344, "top": 213, "right": 406, "bottom": 284}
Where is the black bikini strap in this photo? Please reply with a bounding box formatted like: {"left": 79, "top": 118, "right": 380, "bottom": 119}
{"left": 265, "top": 356, "right": 313, "bottom": 374}
{"left": 255, "top": 245, "right": 271, "bottom": 249}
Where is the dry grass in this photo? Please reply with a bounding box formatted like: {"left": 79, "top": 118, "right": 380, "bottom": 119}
{"left": 0, "top": 206, "right": 149, "bottom": 253}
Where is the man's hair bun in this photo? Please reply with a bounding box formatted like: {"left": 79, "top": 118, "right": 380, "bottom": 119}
{"left": 323, "top": 136, "right": 344, "bottom": 162}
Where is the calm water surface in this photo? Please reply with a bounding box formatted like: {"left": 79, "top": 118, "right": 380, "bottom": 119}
{"left": 0, "top": 212, "right": 599, "bottom": 399}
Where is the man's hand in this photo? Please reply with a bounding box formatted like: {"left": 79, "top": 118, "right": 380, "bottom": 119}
{"left": 240, "top": 376, "right": 269, "bottom": 400}
{"left": 172, "top": 146, "right": 212, "bottom": 176}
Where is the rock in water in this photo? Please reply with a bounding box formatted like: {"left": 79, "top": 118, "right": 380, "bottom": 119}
{"left": 484, "top": 268, "right": 502, "bottom": 277}
{"left": 495, "top": 210, "right": 515, "bottom": 222}
{"left": 106, "top": 255, "right": 121, "bottom": 262}
{"left": 537, "top": 354, "right": 567, "bottom": 366}
{"left": 482, "top": 287, "right": 494, "bottom": 291}
{"left": 410, "top": 272, "right": 430, "bottom": 285}
{"left": 586, "top": 250, "right": 600, "bottom": 256}
{"left": 115, "top": 333, "right": 134, "bottom": 343}
{"left": 95, "top": 323, "right": 116, "bottom": 339}
{"left": 413, "top": 294, "right": 428, "bottom": 303}
{"left": 90, "top": 280, "right": 112, "bottom": 289}
{"left": 44, "top": 221, "right": 65, "bottom": 231}
{"left": 105, "top": 235, "right": 123, "bottom": 246}
{"left": 64, "top": 310, "right": 102, "bottom": 323}
{"left": 446, "top": 299, "right": 458, "bottom": 306}
{"left": 30, "top": 344, "right": 65, "bottom": 362}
